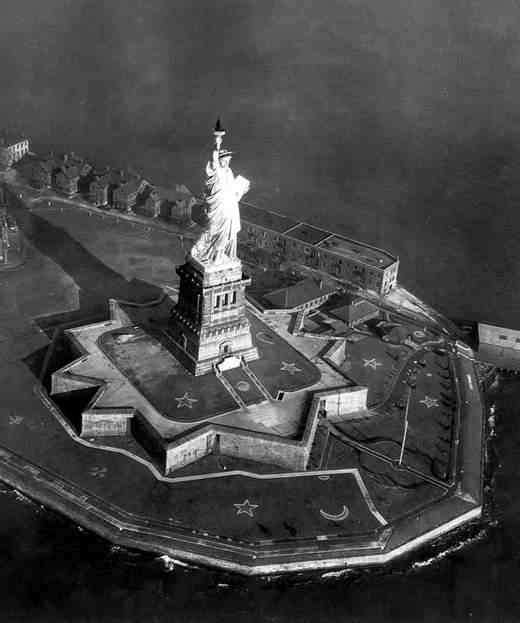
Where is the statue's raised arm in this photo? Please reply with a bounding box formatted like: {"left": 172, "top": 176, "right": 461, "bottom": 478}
{"left": 190, "top": 121, "right": 250, "bottom": 265}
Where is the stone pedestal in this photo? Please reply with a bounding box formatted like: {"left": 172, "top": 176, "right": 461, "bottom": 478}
{"left": 166, "top": 257, "right": 259, "bottom": 375}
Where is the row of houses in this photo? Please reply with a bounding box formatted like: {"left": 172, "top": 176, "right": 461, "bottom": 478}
{"left": 6, "top": 135, "right": 399, "bottom": 295}
{"left": 15, "top": 151, "right": 196, "bottom": 224}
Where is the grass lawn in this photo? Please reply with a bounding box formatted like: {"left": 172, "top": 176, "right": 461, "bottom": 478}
{"left": 31, "top": 205, "right": 185, "bottom": 288}
{"left": 334, "top": 348, "right": 456, "bottom": 481}
{"left": 99, "top": 327, "right": 238, "bottom": 422}
{"left": 325, "top": 436, "right": 446, "bottom": 521}
{"left": 247, "top": 313, "right": 321, "bottom": 396}
{"left": 337, "top": 335, "right": 405, "bottom": 405}
{"left": 161, "top": 470, "right": 384, "bottom": 540}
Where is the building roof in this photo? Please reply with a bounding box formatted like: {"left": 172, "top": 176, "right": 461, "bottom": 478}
{"left": 152, "top": 185, "right": 195, "bottom": 203}
{"left": 239, "top": 201, "right": 398, "bottom": 269}
{"left": 90, "top": 172, "right": 112, "bottom": 188}
{"left": 115, "top": 176, "right": 144, "bottom": 196}
{"left": 329, "top": 297, "right": 379, "bottom": 323}
{"left": 175, "top": 183, "right": 193, "bottom": 196}
{"left": 285, "top": 223, "right": 331, "bottom": 245}
{"left": 240, "top": 202, "right": 299, "bottom": 233}
{"left": 27, "top": 153, "right": 60, "bottom": 173}
{"left": 40, "top": 156, "right": 59, "bottom": 173}
{"left": 317, "top": 234, "right": 395, "bottom": 268}
{"left": 13, "top": 152, "right": 36, "bottom": 168}
{"left": 107, "top": 169, "right": 126, "bottom": 185}
{"left": 58, "top": 164, "right": 80, "bottom": 180}
{"left": 14, "top": 153, "right": 54, "bottom": 174}
{"left": 79, "top": 162, "right": 93, "bottom": 177}
{"left": 60, "top": 164, "right": 81, "bottom": 179}
{"left": 264, "top": 278, "right": 337, "bottom": 309}
{"left": 60, "top": 152, "right": 88, "bottom": 168}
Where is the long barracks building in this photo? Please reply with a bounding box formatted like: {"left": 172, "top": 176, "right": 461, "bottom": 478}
{"left": 238, "top": 201, "right": 399, "bottom": 295}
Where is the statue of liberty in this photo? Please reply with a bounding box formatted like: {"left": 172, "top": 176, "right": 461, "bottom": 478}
{"left": 190, "top": 120, "right": 250, "bottom": 265}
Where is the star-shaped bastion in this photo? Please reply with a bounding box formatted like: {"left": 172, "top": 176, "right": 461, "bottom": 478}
{"left": 50, "top": 297, "right": 366, "bottom": 479}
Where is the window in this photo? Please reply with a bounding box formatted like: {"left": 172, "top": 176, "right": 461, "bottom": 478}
{"left": 214, "top": 295, "right": 220, "bottom": 309}
{"left": 499, "top": 335, "right": 508, "bottom": 340}
{"left": 223, "top": 293, "right": 229, "bottom": 306}
{"left": 232, "top": 291, "right": 237, "bottom": 304}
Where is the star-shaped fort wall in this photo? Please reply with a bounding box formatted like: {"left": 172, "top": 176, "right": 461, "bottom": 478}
{"left": 50, "top": 296, "right": 369, "bottom": 476}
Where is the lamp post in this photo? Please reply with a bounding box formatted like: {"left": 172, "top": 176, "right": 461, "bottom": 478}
{"left": 398, "top": 386, "right": 412, "bottom": 467}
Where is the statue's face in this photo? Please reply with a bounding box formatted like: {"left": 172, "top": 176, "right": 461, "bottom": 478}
{"left": 219, "top": 156, "right": 231, "bottom": 169}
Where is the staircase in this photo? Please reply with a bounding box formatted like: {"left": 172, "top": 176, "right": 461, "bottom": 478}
{"left": 307, "top": 423, "right": 330, "bottom": 470}
{"left": 240, "top": 358, "right": 272, "bottom": 402}
{"left": 291, "top": 310, "right": 306, "bottom": 335}
{"left": 214, "top": 364, "right": 248, "bottom": 410}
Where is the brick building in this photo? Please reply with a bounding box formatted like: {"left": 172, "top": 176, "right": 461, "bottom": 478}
{"left": 139, "top": 184, "right": 196, "bottom": 221}
{"left": 263, "top": 277, "right": 337, "bottom": 312}
{"left": 237, "top": 203, "right": 399, "bottom": 296}
{"left": 478, "top": 322, "right": 520, "bottom": 371}
{"left": 328, "top": 295, "right": 380, "bottom": 328}
{"left": 85, "top": 169, "right": 111, "bottom": 206}
{"left": 52, "top": 153, "right": 92, "bottom": 197}
{"left": 54, "top": 162, "right": 81, "bottom": 197}
{"left": 0, "top": 133, "right": 29, "bottom": 169}
{"left": 113, "top": 175, "right": 148, "bottom": 212}
{"left": 15, "top": 153, "right": 56, "bottom": 188}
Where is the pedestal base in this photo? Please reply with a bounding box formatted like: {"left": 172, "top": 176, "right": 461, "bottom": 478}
{"left": 163, "top": 332, "right": 258, "bottom": 376}
{"left": 167, "top": 257, "right": 259, "bottom": 375}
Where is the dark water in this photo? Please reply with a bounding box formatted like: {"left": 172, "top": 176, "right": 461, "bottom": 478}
{"left": 1, "top": 1, "right": 520, "bottom": 620}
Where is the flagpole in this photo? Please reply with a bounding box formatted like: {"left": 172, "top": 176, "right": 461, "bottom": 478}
{"left": 398, "top": 386, "right": 412, "bottom": 466}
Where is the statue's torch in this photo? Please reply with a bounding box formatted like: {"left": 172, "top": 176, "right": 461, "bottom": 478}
{"left": 214, "top": 118, "right": 226, "bottom": 151}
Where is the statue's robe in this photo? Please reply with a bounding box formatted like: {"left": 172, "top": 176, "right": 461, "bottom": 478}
{"left": 191, "top": 158, "right": 247, "bottom": 264}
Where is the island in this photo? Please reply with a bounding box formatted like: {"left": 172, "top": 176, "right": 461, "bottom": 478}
{"left": 0, "top": 121, "right": 490, "bottom": 575}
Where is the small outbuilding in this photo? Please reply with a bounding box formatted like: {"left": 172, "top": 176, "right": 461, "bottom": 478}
{"left": 329, "top": 295, "right": 380, "bottom": 328}
{"left": 478, "top": 322, "right": 520, "bottom": 372}
{"left": 263, "top": 277, "right": 337, "bottom": 313}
